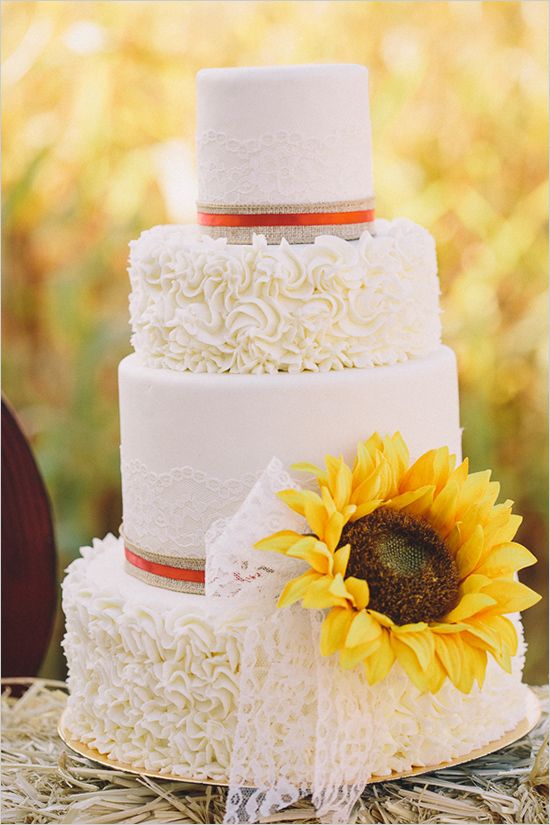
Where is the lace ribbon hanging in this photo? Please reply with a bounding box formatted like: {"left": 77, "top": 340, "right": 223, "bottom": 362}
{"left": 205, "top": 458, "right": 379, "bottom": 823}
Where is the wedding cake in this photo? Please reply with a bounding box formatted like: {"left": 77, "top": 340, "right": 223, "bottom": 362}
{"left": 62, "top": 65, "right": 540, "bottom": 823}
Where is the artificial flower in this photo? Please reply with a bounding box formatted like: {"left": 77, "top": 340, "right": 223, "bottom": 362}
{"left": 255, "top": 433, "right": 541, "bottom": 693}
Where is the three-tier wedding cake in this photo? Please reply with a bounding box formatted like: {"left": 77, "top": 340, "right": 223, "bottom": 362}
{"left": 62, "top": 65, "right": 539, "bottom": 823}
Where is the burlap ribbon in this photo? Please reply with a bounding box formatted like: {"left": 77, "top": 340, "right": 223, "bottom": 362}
{"left": 122, "top": 532, "right": 205, "bottom": 595}
{"left": 197, "top": 197, "right": 375, "bottom": 244}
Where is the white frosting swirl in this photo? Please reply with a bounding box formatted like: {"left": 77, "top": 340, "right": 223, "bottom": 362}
{"left": 128, "top": 219, "right": 441, "bottom": 374}
{"left": 62, "top": 535, "right": 530, "bottom": 782}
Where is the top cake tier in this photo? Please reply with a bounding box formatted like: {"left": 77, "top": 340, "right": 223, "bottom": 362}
{"left": 196, "top": 64, "right": 374, "bottom": 243}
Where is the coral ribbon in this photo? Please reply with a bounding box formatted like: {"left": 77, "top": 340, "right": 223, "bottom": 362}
{"left": 124, "top": 547, "right": 205, "bottom": 584}
{"left": 197, "top": 209, "right": 375, "bottom": 228}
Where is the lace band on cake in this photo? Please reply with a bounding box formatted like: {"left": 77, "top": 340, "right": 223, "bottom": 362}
{"left": 197, "top": 198, "right": 375, "bottom": 244}
{"left": 122, "top": 534, "right": 206, "bottom": 594}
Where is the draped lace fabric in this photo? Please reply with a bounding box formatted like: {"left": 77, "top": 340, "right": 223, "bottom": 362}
{"left": 121, "top": 457, "right": 260, "bottom": 557}
{"left": 205, "top": 458, "right": 305, "bottom": 599}
{"left": 206, "top": 459, "right": 379, "bottom": 823}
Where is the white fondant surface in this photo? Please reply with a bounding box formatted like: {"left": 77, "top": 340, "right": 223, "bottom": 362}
{"left": 62, "top": 535, "right": 529, "bottom": 784}
{"left": 119, "top": 346, "right": 462, "bottom": 556}
{"left": 196, "top": 64, "right": 373, "bottom": 206}
{"left": 128, "top": 219, "right": 441, "bottom": 374}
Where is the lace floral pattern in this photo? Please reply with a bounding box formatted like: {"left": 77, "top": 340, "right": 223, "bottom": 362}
{"left": 197, "top": 128, "right": 371, "bottom": 205}
{"left": 206, "top": 458, "right": 306, "bottom": 599}
{"left": 121, "top": 457, "right": 260, "bottom": 557}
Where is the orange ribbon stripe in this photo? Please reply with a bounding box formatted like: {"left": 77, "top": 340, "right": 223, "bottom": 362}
{"left": 197, "top": 209, "right": 375, "bottom": 228}
{"left": 124, "top": 547, "right": 205, "bottom": 584}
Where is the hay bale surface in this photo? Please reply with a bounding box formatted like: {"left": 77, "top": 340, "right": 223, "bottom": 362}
{"left": 1, "top": 679, "right": 548, "bottom": 824}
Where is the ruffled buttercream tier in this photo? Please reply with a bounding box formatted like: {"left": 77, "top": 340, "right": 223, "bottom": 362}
{"left": 128, "top": 219, "right": 441, "bottom": 374}
{"left": 62, "top": 535, "right": 530, "bottom": 783}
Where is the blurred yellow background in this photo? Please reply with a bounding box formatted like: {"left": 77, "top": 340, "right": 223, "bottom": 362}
{"left": 2, "top": 1, "right": 548, "bottom": 683}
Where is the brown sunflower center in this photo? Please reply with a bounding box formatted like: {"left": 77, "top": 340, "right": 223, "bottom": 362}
{"left": 340, "top": 507, "right": 460, "bottom": 625}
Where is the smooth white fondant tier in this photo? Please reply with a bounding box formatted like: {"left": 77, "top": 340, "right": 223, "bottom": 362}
{"left": 119, "top": 347, "right": 462, "bottom": 558}
{"left": 62, "top": 535, "right": 529, "bottom": 783}
{"left": 196, "top": 64, "right": 373, "bottom": 206}
{"left": 128, "top": 219, "right": 441, "bottom": 374}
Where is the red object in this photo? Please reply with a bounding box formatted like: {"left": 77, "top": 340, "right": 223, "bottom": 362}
{"left": 124, "top": 547, "right": 206, "bottom": 584}
{"left": 198, "top": 208, "right": 375, "bottom": 228}
{"left": 1, "top": 398, "right": 57, "bottom": 677}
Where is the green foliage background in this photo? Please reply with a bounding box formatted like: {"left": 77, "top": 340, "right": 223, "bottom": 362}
{"left": 2, "top": 1, "right": 548, "bottom": 683}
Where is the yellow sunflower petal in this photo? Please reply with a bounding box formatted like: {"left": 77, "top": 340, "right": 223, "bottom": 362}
{"left": 333, "top": 544, "right": 351, "bottom": 577}
{"left": 434, "top": 633, "right": 464, "bottom": 687}
{"left": 456, "top": 470, "right": 492, "bottom": 515}
{"left": 392, "top": 628, "right": 434, "bottom": 670}
{"left": 479, "top": 579, "right": 542, "bottom": 615}
{"left": 352, "top": 439, "right": 380, "bottom": 489}
{"left": 478, "top": 481, "right": 501, "bottom": 512}
{"left": 402, "top": 446, "right": 454, "bottom": 496}
{"left": 320, "top": 607, "right": 355, "bottom": 657}
{"left": 481, "top": 615, "right": 518, "bottom": 656}
{"left": 491, "top": 642, "right": 513, "bottom": 673}
{"left": 428, "top": 481, "right": 459, "bottom": 539}
{"left": 431, "top": 621, "right": 468, "bottom": 634}
{"left": 254, "top": 530, "right": 304, "bottom": 554}
{"left": 345, "top": 610, "right": 381, "bottom": 648}
{"left": 339, "top": 636, "right": 382, "bottom": 670}
{"left": 277, "top": 570, "right": 322, "bottom": 608}
{"left": 389, "top": 432, "right": 410, "bottom": 479}
{"left": 324, "top": 510, "right": 345, "bottom": 553}
{"left": 328, "top": 572, "right": 354, "bottom": 601}
{"left": 363, "top": 628, "right": 396, "bottom": 685}
{"left": 390, "top": 635, "right": 430, "bottom": 692}
{"left": 444, "top": 592, "right": 497, "bottom": 623}
{"left": 301, "top": 574, "right": 349, "bottom": 609}
{"left": 386, "top": 485, "right": 434, "bottom": 513}
{"left": 484, "top": 506, "right": 522, "bottom": 546}
{"left": 320, "top": 485, "right": 337, "bottom": 516}
{"left": 449, "top": 457, "right": 469, "bottom": 485}
{"left": 343, "top": 576, "right": 370, "bottom": 610}
{"left": 455, "top": 525, "right": 485, "bottom": 579}
{"left": 459, "top": 619, "right": 501, "bottom": 653}
{"left": 323, "top": 455, "right": 353, "bottom": 510}
{"left": 459, "top": 574, "right": 492, "bottom": 595}
{"left": 350, "top": 465, "right": 383, "bottom": 506}
{"left": 446, "top": 523, "right": 462, "bottom": 555}
{"left": 439, "top": 633, "right": 477, "bottom": 693}
{"left": 366, "top": 609, "right": 394, "bottom": 628}
{"left": 425, "top": 653, "right": 447, "bottom": 693}
{"left": 286, "top": 537, "right": 333, "bottom": 574}
{"left": 458, "top": 645, "right": 478, "bottom": 693}
{"left": 302, "top": 498, "right": 328, "bottom": 540}
{"left": 470, "top": 645, "right": 488, "bottom": 688}
{"left": 399, "top": 485, "right": 436, "bottom": 518}
{"left": 291, "top": 461, "right": 326, "bottom": 482}
{"left": 391, "top": 622, "right": 429, "bottom": 634}
{"left": 277, "top": 488, "right": 321, "bottom": 518}
{"left": 475, "top": 543, "right": 538, "bottom": 579}
{"left": 351, "top": 500, "right": 384, "bottom": 521}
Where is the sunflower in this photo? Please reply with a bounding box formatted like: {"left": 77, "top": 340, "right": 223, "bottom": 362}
{"left": 255, "top": 433, "right": 541, "bottom": 694}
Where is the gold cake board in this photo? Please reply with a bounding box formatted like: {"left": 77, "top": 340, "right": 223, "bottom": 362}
{"left": 58, "top": 688, "right": 541, "bottom": 788}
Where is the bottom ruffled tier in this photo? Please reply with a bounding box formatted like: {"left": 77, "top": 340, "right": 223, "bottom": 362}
{"left": 62, "top": 534, "right": 530, "bottom": 784}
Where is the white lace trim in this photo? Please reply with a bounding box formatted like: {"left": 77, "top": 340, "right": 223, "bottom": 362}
{"left": 121, "top": 457, "right": 260, "bottom": 557}
{"left": 197, "top": 127, "right": 370, "bottom": 205}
